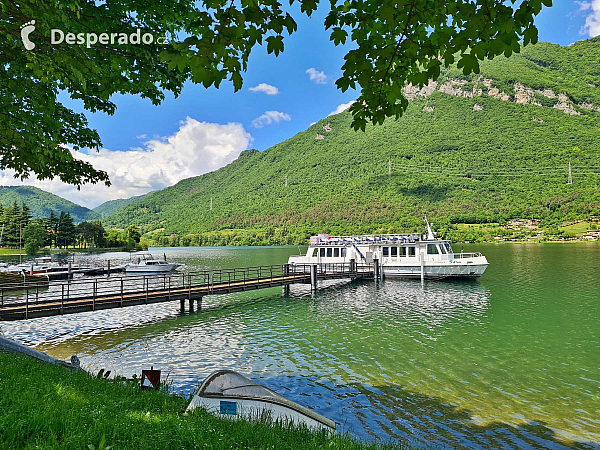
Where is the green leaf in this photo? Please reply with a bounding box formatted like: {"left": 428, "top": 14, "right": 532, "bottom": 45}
{"left": 266, "top": 35, "right": 284, "bottom": 56}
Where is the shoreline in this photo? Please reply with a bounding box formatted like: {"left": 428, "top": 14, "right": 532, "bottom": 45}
{"left": 0, "top": 345, "right": 406, "bottom": 450}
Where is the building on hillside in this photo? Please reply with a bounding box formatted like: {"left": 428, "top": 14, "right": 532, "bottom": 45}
{"left": 581, "top": 230, "right": 600, "bottom": 241}
{"left": 505, "top": 219, "right": 540, "bottom": 230}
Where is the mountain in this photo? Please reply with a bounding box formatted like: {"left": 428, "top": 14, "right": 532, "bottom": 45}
{"left": 105, "top": 39, "right": 600, "bottom": 245}
{"left": 0, "top": 186, "right": 99, "bottom": 223}
{"left": 93, "top": 192, "right": 153, "bottom": 218}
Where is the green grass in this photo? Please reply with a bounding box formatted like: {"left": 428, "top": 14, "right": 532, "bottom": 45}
{"left": 0, "top": 353, "right": 403, "bottom": 450}
{"left": 559, "top": 221, "right": 593, "bottom": 233}
{"left": 0, "top": 248, "right": 23, "bottom": 256}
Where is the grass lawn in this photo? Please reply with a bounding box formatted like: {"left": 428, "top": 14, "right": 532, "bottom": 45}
{"left": 558, "top": 221, "right": 592, "bottom": 234}
{"left": 0, "top": 248, "right": 23, "bottom": 256}
{"left": 0, "top": 353, "right": 403, "bottom": 449}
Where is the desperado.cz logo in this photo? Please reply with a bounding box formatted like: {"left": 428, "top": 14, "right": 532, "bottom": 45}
{"left": 20, "top": 20, "right": 168, "bottom": 50}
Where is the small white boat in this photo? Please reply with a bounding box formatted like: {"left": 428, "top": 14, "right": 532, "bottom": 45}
{"left": 125, "top": 254, "right": 179, "bottom": 274}
{"left": 3, "top": 256, "right": 63, "bottom": 274}
{"left": 186, "top": 370, "right": 336, "bottom": 433}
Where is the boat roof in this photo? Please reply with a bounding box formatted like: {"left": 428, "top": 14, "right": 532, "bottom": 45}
{"left": 194, "top": 370, "right": 336, "bottom": 430}
{"left": 310, "top": 234, "right": 449, "bottom": 245}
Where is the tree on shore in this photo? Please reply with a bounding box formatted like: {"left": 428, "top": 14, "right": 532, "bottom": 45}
{"left": 56, "top": 212, "right": 76, "bottom": 248}
{"left": 1, "top": 0, "right": 552, "bottom": 185}
{"left": 23, "top": 222, "right": 47, "bottom": 255}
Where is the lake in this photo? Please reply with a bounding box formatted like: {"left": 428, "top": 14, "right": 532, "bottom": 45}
{"left": 1, "top": 244, "right": 598, "bottom": 449}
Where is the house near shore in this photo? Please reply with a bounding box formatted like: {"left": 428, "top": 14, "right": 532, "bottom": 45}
{"left": 581, "top": 230, "right": 600, "bottom": 241}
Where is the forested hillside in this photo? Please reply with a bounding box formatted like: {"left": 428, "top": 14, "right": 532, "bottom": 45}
{"left": 93, "top": 192, "right": 153, "bottom": 218}
{"left": 0, "top": 186, "right": 99, "bottom": 223}
{"left": 106, "top": 39, "right": 600, "bottom": 246}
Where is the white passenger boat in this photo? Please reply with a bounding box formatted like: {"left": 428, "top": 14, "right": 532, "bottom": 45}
{"left": 288, "top": 217, "right": 489, "bottom": 279}
{"left": 186, "top": 370, "right": 336, "bottom": 433}
{"left": 124, "top": 254, "right": 179, "bottom": 274}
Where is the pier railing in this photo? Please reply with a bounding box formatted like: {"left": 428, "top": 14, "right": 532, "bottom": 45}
{"left": 0, "top": 262, "right": 374, "bottom": 311}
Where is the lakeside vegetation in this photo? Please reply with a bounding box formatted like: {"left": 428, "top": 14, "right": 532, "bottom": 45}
{"left": 102, "top": 40, "right": 600, "bottom": 247}
{"left": 0, "top": 352, "right": 402, "bottom": 450}
{"left": 0, "top": 203, "right": 147, "bottom": 255}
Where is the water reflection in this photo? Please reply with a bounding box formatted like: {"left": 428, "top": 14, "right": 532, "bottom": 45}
{"left": 1, "top": 245, "right": 598, "bottom": 449}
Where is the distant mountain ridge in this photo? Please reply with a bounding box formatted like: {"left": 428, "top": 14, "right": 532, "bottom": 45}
{"left": 103, "top": 38, "right": 600, "bottom": 245}
{"left": 0, "top": 186, "right": 99, "bottom": 222}
{"left": 93, "top": 192, "right": 153, "bottom": 218}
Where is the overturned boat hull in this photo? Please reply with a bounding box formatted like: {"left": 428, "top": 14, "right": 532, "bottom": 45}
{"left": 186, "top": 370, "right": 336, "bottom": 433}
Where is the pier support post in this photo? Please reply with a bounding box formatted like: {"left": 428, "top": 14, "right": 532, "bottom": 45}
{"left": 180, "top": 298, "right": 185, "bottom": 311}
{"left": 107, "top": 260, "right": 111, "bottom": 276}
{"left": 374, "top": 258, "right": 380, "bottom": 281}
{"left": 188, "top": 298, "right": 194, "bottom": 311}
{"left": 282, "top": 285, "right": 290, "bottom": 297}
{"left": 310, "top": 264, "right": 318, "bottom": 290}
{"left": 197, "top": 296, "right": 203, "bottom": 310}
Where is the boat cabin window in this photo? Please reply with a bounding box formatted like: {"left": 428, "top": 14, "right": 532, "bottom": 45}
{"left": 327, "top": 248, "right": 332, "bottom": 258}
{"left": 320, "top": 248, "right": 325, "bottom": 257}
{"left": 408, "top": 246, "right": 416, "bottom": 257}
{"left": 391, "top": 247, "right": 397, "bottom": 257}
{"left": 399, "top": 247, "right": 407, "bottom": 257}
{"left": 382, "top": 247, "right": 389, "bottom": 257}
{"left": 334, "top": 248, "right": 339, "bottom": 257}
{"left": 427, "top": 244, "right": 439, "bottom": 255}
{"left": 341, "top": 248, "right": 347, "bottom": 257}
{"left": 439, "top": 244, "right": 447, "bottom": 254}
{"left": 445, "top": 243, "right": 453, "bottom": 254}
{"left": 310, "top": 248, "right": 317, "bottom": 257}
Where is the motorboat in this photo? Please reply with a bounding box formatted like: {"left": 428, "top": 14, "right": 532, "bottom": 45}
{"left": 288, "top": 216, "right": 489, "bottom": 279}
{"left": 2, "top": 256, "right": 65, "bottom": 274}
{"left": 125, "top": 254, "right": 179, "bottom": 274}
{"left": 186, "top": 370, "right": 336, "bottom": 433}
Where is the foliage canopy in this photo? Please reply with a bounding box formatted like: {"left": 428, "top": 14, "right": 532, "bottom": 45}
{"left": 1, "top": 0, "right": 551, "bottom": 185}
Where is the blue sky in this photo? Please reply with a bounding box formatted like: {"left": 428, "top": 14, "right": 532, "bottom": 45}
{"left": 2, "top": 1, "right": 599, "bottom": 208}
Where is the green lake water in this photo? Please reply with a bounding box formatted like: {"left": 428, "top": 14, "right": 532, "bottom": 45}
{"left": 2, "top": 244, "right": 599, "bottom": 448}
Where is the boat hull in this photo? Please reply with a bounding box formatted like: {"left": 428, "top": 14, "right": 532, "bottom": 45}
{"left": 124, "top": 264, "right": 178, "bottom": 274}
{"left": 382, "top": 263, "right": 488, "bottom": 279}
{"left": 188, "top": 396, "right": 335, "bottom": 433}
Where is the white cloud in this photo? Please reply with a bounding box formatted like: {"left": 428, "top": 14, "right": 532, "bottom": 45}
{"left": 329, "top": 100, "right": 355, "bottom": 116}
{"left": 0, "top": 118, "right": 252, "bottom": 208}
{"left": 306, "top": 68, "right": 328, "bottom": 84}
{"left": 251, "top": 110, "right": 291, "bottom": 128}
{"left": 249, "top": 83, "right": 280, "bottom": 95}
{"left": 136, "top": 134, "right": 148, "bottom": 139}
{"left": 579, "top": 0, "right": 600, "bottom": 37}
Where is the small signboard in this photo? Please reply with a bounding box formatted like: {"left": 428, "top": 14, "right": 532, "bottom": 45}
{"left": 140, "top": 368, "right": 161, "bottom": 390}
{"left": 220, "top": 400, "right": 237, "bottom": 415}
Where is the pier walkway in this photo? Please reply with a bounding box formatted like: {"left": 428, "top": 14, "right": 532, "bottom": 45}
{"left": 0, "top": 263, "right": 374, "bottom": 321}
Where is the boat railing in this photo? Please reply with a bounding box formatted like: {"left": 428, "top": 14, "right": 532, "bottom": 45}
{"left": 310, "top": 234, "right": 423, "bottom": 246}
{"left": 452, "top": 252, "right": 483, "bottom": 259}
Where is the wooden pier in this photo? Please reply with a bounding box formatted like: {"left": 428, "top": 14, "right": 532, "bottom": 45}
{"left": 0, "top": 263, "right": 374, "bottom": 321}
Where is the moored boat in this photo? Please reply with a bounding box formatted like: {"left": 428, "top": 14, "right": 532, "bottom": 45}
{"left": 124, "top": 254, "right": 179, "bottom": 274}
{"left": 186, "top": 370, "right": 336, "bottom": 433}
{"left": 288, "top": 216, "right": 489, "bottom": 279}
